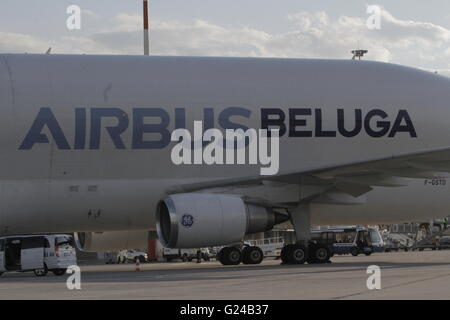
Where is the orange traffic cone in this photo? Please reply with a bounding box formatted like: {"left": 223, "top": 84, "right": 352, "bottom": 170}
{"left": 135, "top": 259, "right": 141, "bottom": 272}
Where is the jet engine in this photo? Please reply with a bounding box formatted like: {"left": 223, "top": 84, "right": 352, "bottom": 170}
{"left": 156, "top": 193, "right": 289, "bottom": 248}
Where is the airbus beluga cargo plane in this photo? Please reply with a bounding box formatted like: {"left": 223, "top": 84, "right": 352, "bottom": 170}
{"left": 1, "top": 53, "right": 450, "bottom": 265}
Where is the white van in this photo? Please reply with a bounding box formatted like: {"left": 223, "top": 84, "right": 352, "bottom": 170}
{"left": 0, "top": 234, "right": 77, "bottom": 277}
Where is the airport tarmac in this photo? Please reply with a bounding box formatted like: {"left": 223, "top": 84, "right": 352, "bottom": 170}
{"left": 1, "top": 250, "right": 450, "bottom": 300}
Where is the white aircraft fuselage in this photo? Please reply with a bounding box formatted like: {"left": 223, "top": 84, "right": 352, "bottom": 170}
{"left": 0, "top": 54, "right": 449, "bottom": 236}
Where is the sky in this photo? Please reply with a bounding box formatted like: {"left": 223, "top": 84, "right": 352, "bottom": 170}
{"left": 2, "top": 0, "right": 450, "bottom": 75}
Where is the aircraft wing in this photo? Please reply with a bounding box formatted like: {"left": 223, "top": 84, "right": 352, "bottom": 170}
{"left": 167, "top": 146, "right": 450, "bottom": 203}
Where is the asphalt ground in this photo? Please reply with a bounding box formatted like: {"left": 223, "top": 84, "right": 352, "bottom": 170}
{"left": 1, "top": 250, "right": 449, "bottom": 299}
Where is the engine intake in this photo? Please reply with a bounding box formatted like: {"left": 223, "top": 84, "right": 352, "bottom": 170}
{"left": 156, "top": 193, "right": 289, "bottom": 248}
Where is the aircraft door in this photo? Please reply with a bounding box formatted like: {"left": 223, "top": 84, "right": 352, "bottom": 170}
{"left": 21, "top": 237, "right": 45, "bottom": 270}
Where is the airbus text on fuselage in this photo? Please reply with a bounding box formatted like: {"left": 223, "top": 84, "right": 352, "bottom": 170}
{"left": 19, "top": 107, "right": 417, "bottom": 150}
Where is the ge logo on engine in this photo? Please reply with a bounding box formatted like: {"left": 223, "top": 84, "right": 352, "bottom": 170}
{"left": 181, "top": 214, "right": 194, "bottom": 228}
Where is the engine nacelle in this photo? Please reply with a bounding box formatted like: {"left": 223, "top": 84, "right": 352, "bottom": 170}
{"left": 156, "top": 193, "right": 289, "bottom": 248}
{"left": 74, "top": 230, "right": 149, "bottom": 252}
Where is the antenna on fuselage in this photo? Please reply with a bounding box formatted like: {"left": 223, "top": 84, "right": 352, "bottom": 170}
{"left": 143, "top": 0, "right": 150, "bottom": 55}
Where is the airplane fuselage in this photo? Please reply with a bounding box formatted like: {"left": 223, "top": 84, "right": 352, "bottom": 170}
{"left": 1, "top": 54, "right": 449, "bottom": 235}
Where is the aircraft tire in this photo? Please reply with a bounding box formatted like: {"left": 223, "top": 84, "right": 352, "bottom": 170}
{"left": 217, "top": 248, "right": 225, "bottom": 264}
{"left": 307, "top": 244, "right": 331, "bottom": 264}
{"left": 287, "top": 244, "right": 308, "bottom": 264}
{"left": 242, "top": 246, "right": 264, "bottom": 265}
{"left": 219, "top": 247, "right": 242, "bottom": 265}
{"left": 280, "top": 244, "right": 294, "bottom": 264}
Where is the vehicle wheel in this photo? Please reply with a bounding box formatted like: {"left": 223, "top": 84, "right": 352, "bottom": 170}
{"left": 308, "top": 244, "right": 331, "bottom": 264}
{"left": 34, "top": 265, "right": 48, "bottom": 277}
{"left": 0, "top": 272, "right": 3, "bottom": 276}
{"left": 52, "top": 269, "right": 66, "bottom": 276}
{"left": 287, "top": 244, "right": 308, "bottom": 264}
{"left": 350, "top": 247, "right": 359, "bottom": 256}
{"left": 365, "top": 252, "right": 372, "bottom": 256}
{"left": 138, "top": 255, "right": 146, "bottom": 263}
{"left": 219, "top": 247, "right": 242, "bottom": 265}
{"left": 182, "top": 254, "right": 188, "bottom": 262}
{"left": 242, "top": 246, "right": 264, "bottom": 265}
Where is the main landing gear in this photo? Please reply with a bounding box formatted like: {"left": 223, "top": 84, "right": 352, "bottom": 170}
{"left": 217, "top": 201, "right": 332, "bottom": 266}
{"left": 280, "top": 202, "right": 333, "bottom": 265}
{"left": 280, "top": 242, "right": 332, "bottom": 265}
{"left": 218, "top": 246, "right": 264, "bottom": 266}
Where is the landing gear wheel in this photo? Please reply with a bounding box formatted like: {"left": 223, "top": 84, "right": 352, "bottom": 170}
{"left": 217, "top": 249, "right": 225, "bottom": 264}
{"left": 218, "top": 247, "right": 242, "bottom": 265}
{"left": 285, "top": 244, "right": 308, "bottom": 265}
{"left": 280, "top": 244, "right": 293, "bottom": 264}
{"left": 34, "top": 265, "right": 48, "bottom": 277}
{"left": 242, "top": 246, "right": 264, "bottom": 265}
{"left": 308, "top": 244, "right": 331, "bottom": 264}
{"left": 52, "top": 269, "right": 66, "bottom": 276}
